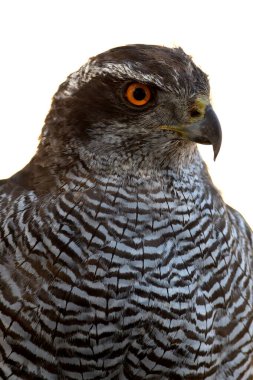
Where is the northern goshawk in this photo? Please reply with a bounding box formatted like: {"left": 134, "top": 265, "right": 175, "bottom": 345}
{"left": 0, "top": 44, "right": 253, "bottom": 380}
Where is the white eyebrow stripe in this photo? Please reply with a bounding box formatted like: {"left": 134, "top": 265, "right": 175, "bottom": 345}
{"left": 59, "top": 59, "right": 180, "bottom": 99}
{"left": 86, "top": 61, "right": 165, "bottom": 87}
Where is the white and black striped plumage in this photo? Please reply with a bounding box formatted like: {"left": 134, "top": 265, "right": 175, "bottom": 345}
{"left": 0, "top": 44, "right": 253, "bottom": 379}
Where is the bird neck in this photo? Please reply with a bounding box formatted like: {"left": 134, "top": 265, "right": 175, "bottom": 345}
{"left": 58, "top": 148, "right": 213, "bottom": 201}
{"left": 61, "top": 140, "right": 202, "bottom": 175}
{"left": 10, "top": 141, "right": 213, "bottom": 200}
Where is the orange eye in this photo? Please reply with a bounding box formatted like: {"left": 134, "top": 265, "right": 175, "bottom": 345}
{"left": 125, "top": 82, "right": 152, "bottom": 106}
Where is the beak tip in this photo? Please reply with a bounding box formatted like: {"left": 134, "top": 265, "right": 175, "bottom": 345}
{"left": 213, "top": 145, "right": 220, "bottom": 161}
{"left": 212, "top": 135, "right": 222, "bottom": 161}
{"left": 213, "top": 148, "right": 218, "bottom": 161}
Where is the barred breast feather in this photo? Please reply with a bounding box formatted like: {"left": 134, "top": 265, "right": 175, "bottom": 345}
{"left": 0, "top": 157, "right": 253, "bottom": 380}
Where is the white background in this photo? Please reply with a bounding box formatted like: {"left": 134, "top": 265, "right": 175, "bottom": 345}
{"left": 0, "top": 0, "right": 252, "bottom": 227}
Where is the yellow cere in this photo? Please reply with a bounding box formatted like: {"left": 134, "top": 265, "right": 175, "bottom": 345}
{"left": 193, "top": 97, "right": 209, "bottom": 114}
{"left": 158, "top": 96, "right": 210, "bottom": 133}
{"left": 188, "top": 96, "right": 209, "bottom": 122}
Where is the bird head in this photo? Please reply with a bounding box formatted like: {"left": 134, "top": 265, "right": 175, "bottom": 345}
{"left": 41, "top": 45, "right": 222, "bottom": 174}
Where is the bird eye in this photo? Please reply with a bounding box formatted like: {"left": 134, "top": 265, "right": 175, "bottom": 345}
{"left": 125, "top": 82, "right": 151, "bottom": 106}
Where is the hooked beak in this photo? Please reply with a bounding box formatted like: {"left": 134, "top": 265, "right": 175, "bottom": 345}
{"left": 160, "top": 104, "right": 222, "bottom": 160}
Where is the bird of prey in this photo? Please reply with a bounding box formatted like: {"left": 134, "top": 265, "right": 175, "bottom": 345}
{"left": 0, "top": 44, "right": 253, "bottom": 380}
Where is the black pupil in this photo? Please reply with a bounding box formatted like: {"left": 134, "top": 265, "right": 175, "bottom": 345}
{"left": 133, "top": 87, "right": 146, "bottom": 101}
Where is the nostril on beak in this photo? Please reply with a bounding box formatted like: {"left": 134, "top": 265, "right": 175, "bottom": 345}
{"left": 189, "top": 97, "right": 209, "bottom": 120}
{"left": 190, "top": 108, "right": 202, "bottom": 118}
